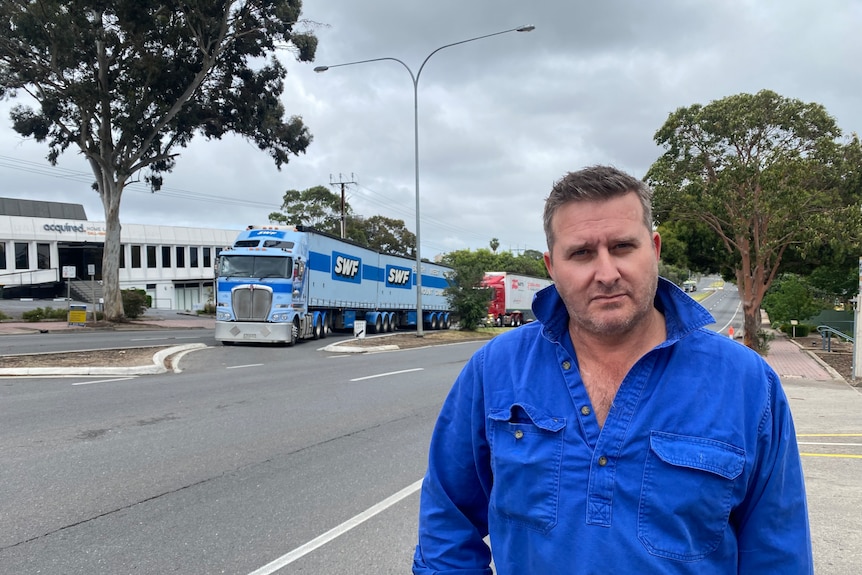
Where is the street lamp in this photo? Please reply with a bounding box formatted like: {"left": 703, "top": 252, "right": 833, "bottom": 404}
{"left": 314, "top": 25, "right": 535, "bottom": 337}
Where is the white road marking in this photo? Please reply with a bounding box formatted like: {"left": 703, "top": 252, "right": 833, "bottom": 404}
{"left": 798, "top": 442, "right": 862, "bottom": 447}
{"left": 130, "top": 336, "right": 201, "bottom": 341}
{"left": 350, "top": 368, "right": 424, "bottom": 381}
{"left": 72, "top": 377, "right": 137, "bottom": 386}
{"left": 226, "top": 364, "right": 264, "bottom": 369}
{"left": 247, "top": 479, "right": 423, "bottom": 575}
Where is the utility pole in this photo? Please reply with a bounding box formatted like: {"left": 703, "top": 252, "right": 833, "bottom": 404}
{"left": 329, "top": 173, "right": 357, "bottom": 238}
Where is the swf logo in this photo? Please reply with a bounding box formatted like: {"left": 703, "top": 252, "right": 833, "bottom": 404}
{"left": 385, "top": 265, "right": 412, "bottom": 289}
{"left": 332, "top": 252, "right": 362, "bottom": 284}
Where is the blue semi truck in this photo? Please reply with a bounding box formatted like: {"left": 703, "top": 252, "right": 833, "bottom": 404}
{"left": 214, "top": 225, "right": 453, "bottom": 345}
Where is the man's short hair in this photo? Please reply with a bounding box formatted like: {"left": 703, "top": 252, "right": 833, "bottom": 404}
{"left": 543, "top": 165, "right": 653, "bottom": 251}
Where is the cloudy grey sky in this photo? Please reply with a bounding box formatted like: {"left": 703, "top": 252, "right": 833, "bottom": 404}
{"left": 1, "top": 0, "right": 860, "bottom": 258}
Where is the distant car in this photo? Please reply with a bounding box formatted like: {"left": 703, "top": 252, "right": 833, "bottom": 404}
{"left": 682, "top": 280, "right": 697, "bottom": 293}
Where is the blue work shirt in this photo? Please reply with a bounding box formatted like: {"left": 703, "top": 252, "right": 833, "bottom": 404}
{"left": 413, "top": 278, "right": 812, "bottom": 574}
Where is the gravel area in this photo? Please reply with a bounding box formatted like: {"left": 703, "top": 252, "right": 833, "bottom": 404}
{"left": 0, "top": 347, "right": 173, "bottom": 368}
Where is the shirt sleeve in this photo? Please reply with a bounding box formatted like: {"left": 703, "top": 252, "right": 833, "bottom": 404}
{"left": 413, "top": 352, "right": 494, "bottom": 575}
{"left": 735, "top": 369, "right": 814, "bottom": 574}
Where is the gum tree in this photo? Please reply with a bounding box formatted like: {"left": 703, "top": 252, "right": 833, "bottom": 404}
{"left": 647, "top": 89, "right": 862, "bottom": 351}
{"left": 0, "top": 0, "right": 317, "bottom": 321}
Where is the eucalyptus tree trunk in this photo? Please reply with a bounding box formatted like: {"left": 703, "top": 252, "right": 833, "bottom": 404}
{"left": 98, "top": 179, "right": 126, "bottom": 322}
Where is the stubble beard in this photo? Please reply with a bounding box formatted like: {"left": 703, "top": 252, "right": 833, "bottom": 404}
{"left": 568, "top": 274, "right": 659, "bottom": 340}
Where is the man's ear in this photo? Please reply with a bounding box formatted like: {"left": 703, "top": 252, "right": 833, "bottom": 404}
{"left": 543, "top": 251, "right": 554, "bottom": 279}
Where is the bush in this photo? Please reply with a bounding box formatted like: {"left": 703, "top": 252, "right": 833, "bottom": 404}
{"left": 122, "top": 289, "right": 148, "bottom": 319}
{"left": 779, "top": 323, "right": 811, "bottom": 337}
{"left": 757, "top": 329, "right": 774, "bottom": 355}
{"left": 197, "top": 301, "right": 216, "bottom": 315}
{"left": 22, "top": 306, "right": 68, "bottom": 322}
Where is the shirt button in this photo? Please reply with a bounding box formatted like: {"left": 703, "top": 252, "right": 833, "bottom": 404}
{"left": 598, "top": 456, "right": 608, "bottom": 466}
{"left": 562, "top": 360, "right": 571, "bottom": 370}
{"left": 514, "top": 430, "right": 524, "bottom": 439}
{"left": 580, "top": 406, "right": 591, "bottom": 416}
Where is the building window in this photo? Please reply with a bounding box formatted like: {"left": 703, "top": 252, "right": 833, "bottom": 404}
{"left": 119, "top": 244, "right": 126, "bottom": 268}
{"left": 176, "top": 246, "right": 185, "bottom": 267}
{"left": 162, "top": 246, "right": 171, "bottom": 268}
{"left": 37, "top": 243, "right": 50, "bottom": 270}
{"left": 131, "top": 245, "right": 142, "bottom": 268}
{"left": 147, "top": 245, "right": 157, "bottom": 268}
{"left": 15, "top": 242, "right": 28, "bottom": 269}
{"left": 190, "top": 246, "right": 199, "bottom": 268}
{"left": 0, "top": 242, "right": 7, "bottom": 270}
{"left": 203, "top": 247, "right": 212, "bottom": 268}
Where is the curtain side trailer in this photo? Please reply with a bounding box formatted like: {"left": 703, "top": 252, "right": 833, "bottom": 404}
{"left": 214, "top": 226, "right": 452, "bottom": 345}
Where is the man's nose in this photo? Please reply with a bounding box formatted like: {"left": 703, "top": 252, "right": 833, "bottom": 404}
{"left": 594, "top": 250, "right": 621, "bottom": 284}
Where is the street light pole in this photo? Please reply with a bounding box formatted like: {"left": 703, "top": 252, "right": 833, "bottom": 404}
{"left": 314, "top": 25, "right": 535, "bottom": 336}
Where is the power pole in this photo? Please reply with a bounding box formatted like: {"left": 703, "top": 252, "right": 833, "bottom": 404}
{"left": 329, "top": 173, "right": 357, "bottom": 238}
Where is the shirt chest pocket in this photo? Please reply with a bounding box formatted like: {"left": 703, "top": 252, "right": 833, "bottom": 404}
{"left": 488, "top": 404, "right": 566, "bottom": 534}
{"left": 639, "top": 431, "right": 746, "bottom": 561}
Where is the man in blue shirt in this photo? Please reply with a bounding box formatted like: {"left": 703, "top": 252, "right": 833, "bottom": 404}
{"left": 413, "top": 166, "right": 812, "bottom": 574}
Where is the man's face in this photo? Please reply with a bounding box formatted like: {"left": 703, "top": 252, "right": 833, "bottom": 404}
{"left": 543, "top": 192, "right": 661, "bottom": 339}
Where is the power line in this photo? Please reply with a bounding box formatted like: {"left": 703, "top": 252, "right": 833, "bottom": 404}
{"left": 0, "top": 152, "right": 542, "bottom": 252}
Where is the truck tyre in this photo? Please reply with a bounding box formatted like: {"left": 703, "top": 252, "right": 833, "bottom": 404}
{"left": 287, "top": 320, "right": 299, "bottom": 346}
{"left": 320, "top": 315, "right": 328, "bottom": 339}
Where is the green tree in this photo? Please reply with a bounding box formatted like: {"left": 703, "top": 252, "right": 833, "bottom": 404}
{"left": 761, "top": 274, "right": 822, "bottom": 325}
{"left": 441, "top": 248, "right": 550, "bottom": 280}
{"left": 444, "top": 257, "right": 491, "bottom": 331}
{"left": 352, "top": 215, "right": 415, "bottom": 256}
{"left": 647, "top": 89, "right": 862, "bottom": 351}
{"left": 268, "top": 188, "right": 417, "bottom": 255}
{"left": 0, "top": 0, "right": 317, "bottom": 321}
{"left": 269, "top": 185, "right": 346, "bottom": 233}
{"left": 489, "top": 238, "right": 500, "bottom": 253}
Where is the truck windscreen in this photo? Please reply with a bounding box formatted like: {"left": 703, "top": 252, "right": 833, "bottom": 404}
{"left": 219, "top": 255, "right": 292, "bottom": 278}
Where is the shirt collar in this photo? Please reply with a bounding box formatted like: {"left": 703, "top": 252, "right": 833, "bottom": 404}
{"left": 533, "top": 277, "right": 716, "bottom": 345}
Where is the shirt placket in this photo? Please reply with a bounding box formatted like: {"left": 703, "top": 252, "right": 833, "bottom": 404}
{"left": 559, "top": 343, "right": 657, "bottom": 527}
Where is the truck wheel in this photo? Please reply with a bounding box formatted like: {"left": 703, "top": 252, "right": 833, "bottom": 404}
{"left": 319, "top": 316, "right": 328, "bottom": 339}
{"left": 495, "top": 316, "right": 502, "bottom": 327}
{"left": 312, "top": 321, "right": 322, "bottom": 340}
{"left": 287, "top": 321, "right": 299, "bottom": 346}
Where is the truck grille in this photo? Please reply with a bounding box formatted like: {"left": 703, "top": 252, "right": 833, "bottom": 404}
{"left": 232, "top": 286, "right": 273, "bottom": 321}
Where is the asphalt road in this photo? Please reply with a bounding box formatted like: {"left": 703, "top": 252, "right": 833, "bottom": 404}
{"left": 2, "top": 285, "right": 860, "bottom": 574}
{"left": 1, "top": 338, "right": 480, "bottom": 573}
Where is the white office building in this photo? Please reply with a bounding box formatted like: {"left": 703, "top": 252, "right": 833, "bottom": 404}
{"left": 0, "top": 197, "right": 239, "bottom": 311}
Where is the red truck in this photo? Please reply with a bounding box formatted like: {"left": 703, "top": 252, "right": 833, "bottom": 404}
{"left": 482, "top": 272, "right": 554, "bottom": 327}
